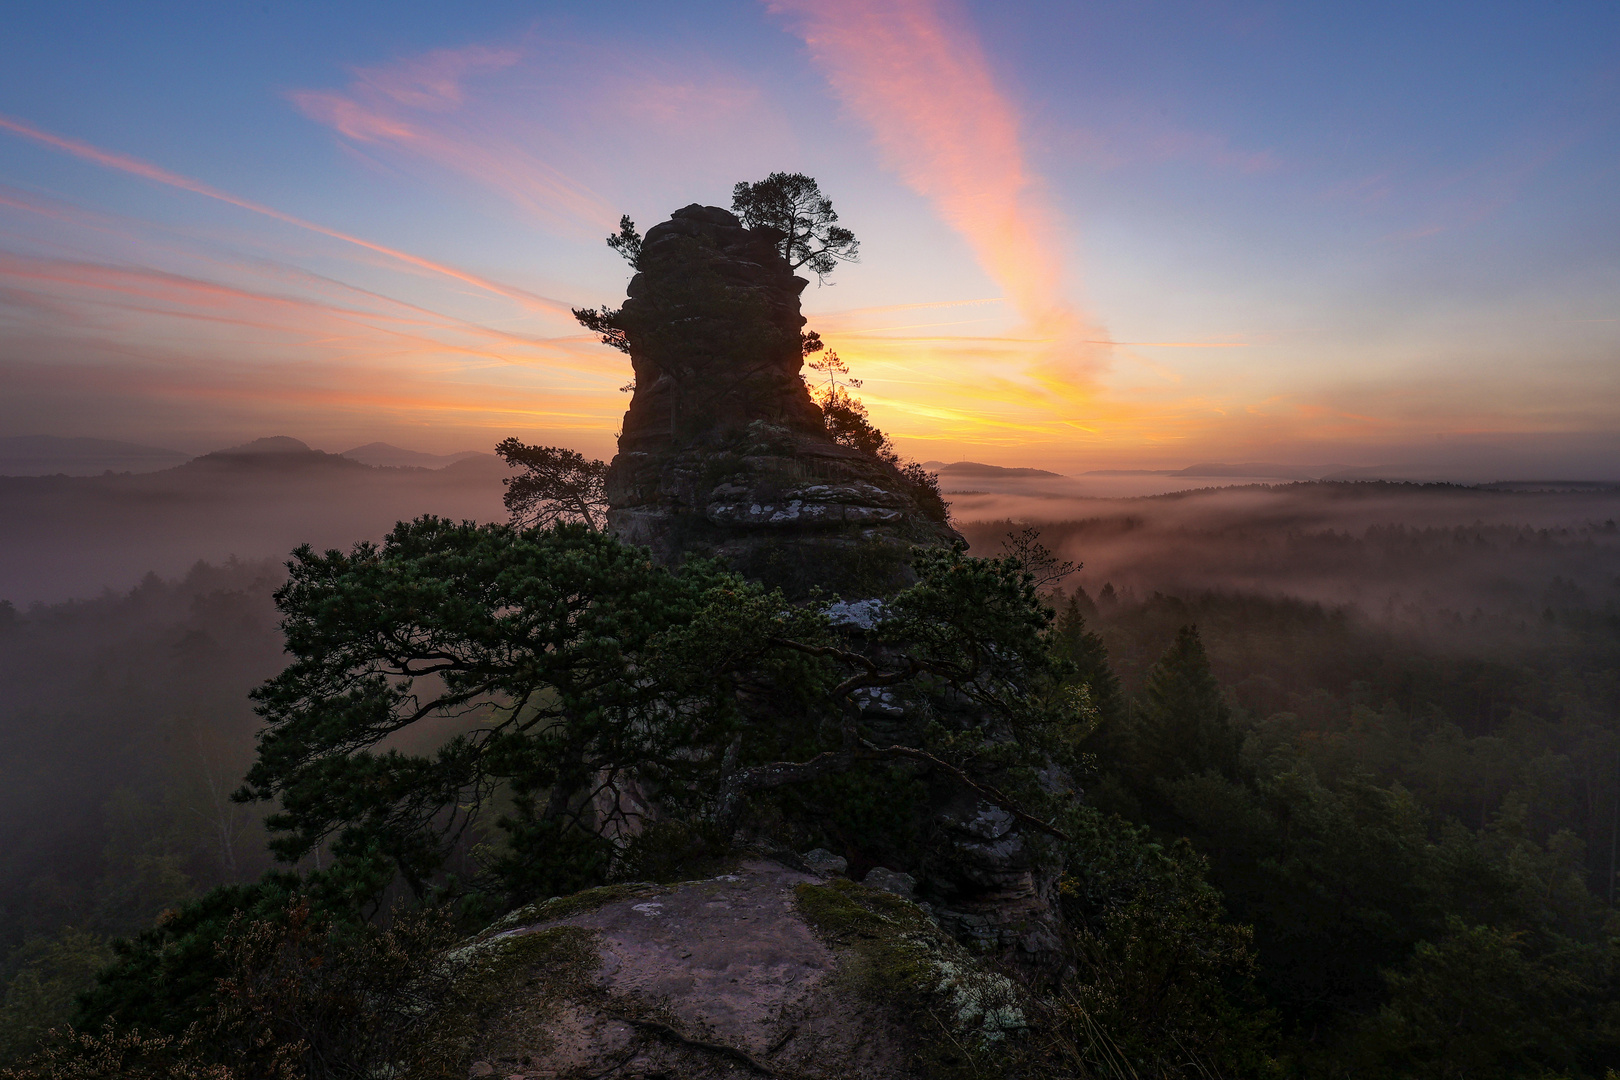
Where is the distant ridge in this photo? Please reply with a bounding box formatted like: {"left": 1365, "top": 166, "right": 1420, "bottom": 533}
{"left": 341, "top": 442, "right": 486, "bottom": 469}
{"left": 921, "top": 460, "right": 1065, "bottom": 478}
{"left": 208, "top": 436, "right": 315, "bottom": 456}
{"left": 0, "top": 435, "right": 189, "bottom": 476}
{"left": 184, "top": 436, "right": 367, "bottom": 473}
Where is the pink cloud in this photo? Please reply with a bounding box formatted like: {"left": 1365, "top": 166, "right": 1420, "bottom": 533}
{"left": 355, "top": 45, "right": 521, "bottom": 111}
{"left": 0, "top": 111, "right": 572, "bottom": 316}
{"left": 289, "top": 44, "right": 616, "bottom": 233}
{"left": 0, "top": 250, "right": 610, "bottom": 377}
{"left": 766, "top": 0, "right": 1105, "bottom": 388}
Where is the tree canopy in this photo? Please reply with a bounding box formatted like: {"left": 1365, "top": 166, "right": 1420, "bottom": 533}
{"left": 227, "top": 520, "right": 1083, "bottom": 911}
{"left": 731, "top": 172, "right": 859, "bottom": 283}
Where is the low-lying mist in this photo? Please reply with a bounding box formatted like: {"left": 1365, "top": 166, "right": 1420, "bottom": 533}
{"left": 0, "top": 446, "right": 508, "bottom": 606}
{"left": 2, "top": 460, "right": 1618, "bottom": 990}
{"left": 955, "top": 481, "right": 1620, "bottom": 650}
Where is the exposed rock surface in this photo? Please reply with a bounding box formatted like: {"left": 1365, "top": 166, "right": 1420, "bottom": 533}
{"left": 458, "top": 858, "right": 1034, "bottom": 1079}
{"left": 605, "top": 204, "right": 958, "bottom": 595}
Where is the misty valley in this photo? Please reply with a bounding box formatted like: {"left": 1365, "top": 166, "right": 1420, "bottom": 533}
{"left": 2, "top": 0, "right": 1618, "bottom": 1066}
{"left": 2, "top": 440, "right": 1618, "bottom": 1076}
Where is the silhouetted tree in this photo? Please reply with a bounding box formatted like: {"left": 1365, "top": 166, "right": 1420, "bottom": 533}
{"left": 999, "top": 526, "right": 1077, "bottom": 592}
{"left": 494, "top": 439, "right": 609, "bottom": 531}
{"left": 731, "top": 172, "right": 859, "bottom": 283}
{"left": 605, "top": 214, "right": 642, "bottom": 268}
{"left": 569, "top": 217, "right": 642, "bottom": 353}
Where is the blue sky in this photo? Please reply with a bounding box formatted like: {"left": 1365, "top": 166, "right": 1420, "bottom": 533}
{"left": 0, "top": 0, "right": 1615, "bottom": 475}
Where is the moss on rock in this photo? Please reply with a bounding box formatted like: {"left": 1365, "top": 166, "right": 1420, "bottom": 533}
{"left": 794, "top": 878, "right": 1036, "bottom": 1078}
{"left": 405, "top": 924, "right": 603, "bottom": 1079}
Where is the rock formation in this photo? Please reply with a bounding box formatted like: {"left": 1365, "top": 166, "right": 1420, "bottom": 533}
{"left": 602, "top": 206, "right": 1060, "bottom": 976}
{"left": 606, "top": 204, "right": 959, "bottom": 596}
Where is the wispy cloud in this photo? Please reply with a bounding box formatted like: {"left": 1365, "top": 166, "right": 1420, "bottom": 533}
{"left": 287, "top": 42, "right": 771, "bottom": 236}
{"left": 768, "top": 1, "right": 1066, "bottom": 322}
{"left": 0, "top": 248, "right": 609, "bottom": 372}
{"left": 766, "top": 0, "right": 1106, "bottom": 398}
{"left": 0, "top": 245, "right": 626, "bottom": 452}
{"left": 0, "top": 112, "right": 571, "bottom": 315}
{"left": 289, "top": 44, "right": 615, "bottom": 232}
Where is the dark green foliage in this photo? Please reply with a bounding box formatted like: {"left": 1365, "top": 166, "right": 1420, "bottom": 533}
{"left": 0, "top": 560, "right": 283, "bottom": 961}
{"left": 896, "top": 460, "right": 950, "bottom": 524}
{"left": 1055, "top": 806, "right": 1278, "bottom": 1079}
{"left": 794, "top": 766, "right": 929, "bottom": 872}
{"left": 882, "top": 543, "right": 1065, "bottom": 723}
{"left": 818, "top": 388, "right": 885, "bottom": 458}
{"left": 608, "top": 820, "right": 733, "bottom": 885}
{"left": 239, "top": 518, "right": 818, "bottom": 904}
{"left": 0, "top": 931, "right": 113, "bottom": 1065}
{"left": 9, "top": 895, "right": 564, "bottom": 1080}
{"left": 0, "top": 1024, "right": 224, "bottom": 1080}
{"left": 1354, "top": 919, "right": 1620, "bottom": 1079}
{"left": 1050, "top": 593, "right": 1124, "bottom": 731}
{"left": 730, "top": 172, "right": 859, "bottom": 283}
{"left": 1129, "top": 625, "right": 1240, "bottom": 783}
{"left": 1048, "top": 577, "right": 1620, "bottom": 1075}
{"left": 75, "top": 873, "right": 326, "bottom": 1036}
{"left": 814, "top": 385, "right": 950, "bottom": 524}
{"left": 12, "top": 500, "right": 1620, "bottom": 1075}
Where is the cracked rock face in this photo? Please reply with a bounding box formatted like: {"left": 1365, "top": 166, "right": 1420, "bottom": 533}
{"left": 605, "top": 204, "right": 958, "bottom": 596}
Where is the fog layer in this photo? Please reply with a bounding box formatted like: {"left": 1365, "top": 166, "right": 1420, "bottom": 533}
{"left": 0, "top": 444, "right": 507, "bottom": 605}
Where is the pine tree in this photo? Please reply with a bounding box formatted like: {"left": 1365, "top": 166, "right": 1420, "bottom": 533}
{"left": 1052, "top": 591, "right": 1125, "bottom": 730}
{"left": 1130, "top": 625, "right": 1239, "bottom": 782}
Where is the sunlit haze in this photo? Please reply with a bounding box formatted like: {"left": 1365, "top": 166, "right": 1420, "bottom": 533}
{"left": 2, "top": 1, "right": 1616, "bottom": 477}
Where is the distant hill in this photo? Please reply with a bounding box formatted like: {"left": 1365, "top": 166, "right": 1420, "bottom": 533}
{"left": 179, "top": 436, "right": 369, "bottom": 475}
{"left": 0, "top": 442, "right": 507, "bottom": 604}
{"left": 0, "top": 435, "right": 190, "bottom": 476}
{"left": 209, "top": 435, "right": 315, "bottom": 455}
{"left": 341, "top": 442, "right": 487, "bottom": 469}
{"left": 921, "top": 460, "right": 1065, "bottom": 478}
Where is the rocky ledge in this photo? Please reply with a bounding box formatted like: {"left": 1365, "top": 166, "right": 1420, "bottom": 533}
{"left": 450, "top": 858, "right": 1035, "bottom": 1079}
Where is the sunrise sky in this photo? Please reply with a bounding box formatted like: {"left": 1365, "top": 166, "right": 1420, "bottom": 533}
{"left": 1, "top": 1, "right": 1616, "bottom": 476}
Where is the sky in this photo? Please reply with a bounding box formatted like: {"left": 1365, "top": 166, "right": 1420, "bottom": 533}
{"left": 0, "top": 0, "right": 1616, "bottom": 476}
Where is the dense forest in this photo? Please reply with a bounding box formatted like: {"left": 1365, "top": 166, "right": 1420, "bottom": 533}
{"left": 0, "top": 483, "right": 1614, "bottom": 1076}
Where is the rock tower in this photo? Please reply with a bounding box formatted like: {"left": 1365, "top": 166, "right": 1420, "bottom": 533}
{"left": 606, "top": 204, "right": 959, "bottom": 595}
{"left": 604, "top": 205, "right": 1060, "bottom": 972}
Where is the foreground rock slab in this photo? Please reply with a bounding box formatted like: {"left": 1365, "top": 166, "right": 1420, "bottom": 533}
{"left": 458, "top": 858, "right": 1033, "bottom": 1079}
